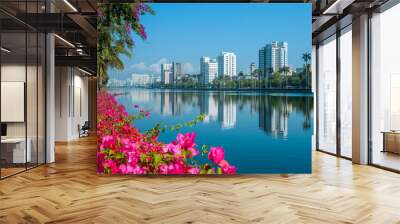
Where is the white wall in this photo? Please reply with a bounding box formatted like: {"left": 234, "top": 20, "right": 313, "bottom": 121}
{"left": 54, "top": 67, "right": 89, "bottom": 141}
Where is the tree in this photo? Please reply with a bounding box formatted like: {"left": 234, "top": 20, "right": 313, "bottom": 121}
{"left": 280, "top": 66, "right": 290, "bottom": 88}
{"left": 270, "top": 72, "right": 282, "bottom": 88}
{"left": 97, "top": 3, "right": 154, "bottom": 87}
{"left": 302, "top": 53, "right": 311, "bottom": 89}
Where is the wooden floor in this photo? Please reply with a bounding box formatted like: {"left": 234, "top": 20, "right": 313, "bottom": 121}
{"left": 1, "top": 136, "right": 400, "bottom": 224}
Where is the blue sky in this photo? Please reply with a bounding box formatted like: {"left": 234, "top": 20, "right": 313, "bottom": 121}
{"left": 109, "top": 3, "right": 311, "bottom": 80}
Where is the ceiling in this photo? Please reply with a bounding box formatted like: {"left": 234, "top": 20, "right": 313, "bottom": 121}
{"left": 0, "top": 0, "right": 97, "bottom": 74}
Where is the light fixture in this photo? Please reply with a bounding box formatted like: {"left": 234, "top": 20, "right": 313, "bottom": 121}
{"left": 54, "top": 34, "right": 75, "bottom": 48}
{"left": 322, "top": 0, "right": 354, "bottom": 15}
{"left": 63, "top": 0, "right": 78, "bottom": 12}
{"left": 1, "top": 47, "right": 11, "bottom": 53}
{"left": 78, "top": 67, "right": 93, "bottom": 76}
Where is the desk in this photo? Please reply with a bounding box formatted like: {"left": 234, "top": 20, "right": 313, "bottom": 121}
{"left": 382, "top": 131, "right": 400, "bottom": 154}
{"left": 1, "top": 138, "right": 31, "bottom": 163}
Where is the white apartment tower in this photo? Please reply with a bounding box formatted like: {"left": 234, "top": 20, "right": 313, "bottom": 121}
{"left": 259, "top": 41, "right": 288, "bottom": 77}
{"left": 217, "top": 52, "right": 237, "bottom": 77}
{"left": 204, "top": 59, "right": 218, "bottom": 84}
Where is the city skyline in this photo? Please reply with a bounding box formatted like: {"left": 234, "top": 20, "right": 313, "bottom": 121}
{"left": 109, "top": 3, "right": 311, "bottom": 80}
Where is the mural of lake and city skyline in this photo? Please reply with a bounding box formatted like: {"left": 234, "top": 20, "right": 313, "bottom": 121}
{"left": 99, "top": 3, "right": 312, "bottom": 174}
{"left": 111, "top": 89, "right": 313, "bottom": 173}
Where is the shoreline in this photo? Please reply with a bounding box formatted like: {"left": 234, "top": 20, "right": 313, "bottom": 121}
{"left": 107, "top": 87, "right": 313, "bottom": 93}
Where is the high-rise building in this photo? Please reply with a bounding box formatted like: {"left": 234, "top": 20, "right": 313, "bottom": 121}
{"left": 200, "top": 57, "right": 218, "bottom": 84}
{"left": 259, "top": 41, "right": 288, "bottom": 77}
{"left": 172, "top": 62, "right": 182, "bottom": 81}
{"left": 200, "top": 56, "right": 210, "bottom": 84}
{"left": 250, "top": 62, "right": 256, "bottom": 76}
{"left": 218, "top": 52, "right": 237, "bottom": 77}
{"left": 203, "top": 59, "right": 218, "bottom": 84}
{"left": 161, "top": 63, "right": 173, "bottom": 84}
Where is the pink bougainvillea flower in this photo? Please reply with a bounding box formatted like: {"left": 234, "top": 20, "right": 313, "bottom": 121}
{"left": 162, "top": 143, "right": 182, "bottom": 155}
{"left": 218, "top": 160, "right": 237, "bottom": 174}
{"left": 208, "top": 146, "right": 225, "bottom": 164}
{"left": 188, "top": 167, "right": 200, "bottom": 174}
{"left": 96, "top": 91, "right": 236, "bottom": 175}
{"left": 145, "top": 111, "right": 150, "bottom": 117}
{"left": 176, "top": 133, "right": 196, "bottom": 149}
{"left": 176, "top": 133, "right": 198, "bottom": 157}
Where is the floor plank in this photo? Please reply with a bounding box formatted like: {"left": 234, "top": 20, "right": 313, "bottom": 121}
{"left": 0, "top": 136, "right": 400, "bottom": 224}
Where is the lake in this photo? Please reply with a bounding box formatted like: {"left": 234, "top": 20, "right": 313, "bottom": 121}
{"left": 111, "top": 88, "right": 314, "bottom": 174}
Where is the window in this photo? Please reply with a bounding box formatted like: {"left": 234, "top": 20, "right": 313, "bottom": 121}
{"left": 339, "top": 26, "right": 352, "bottom": 158}
{"left": 317, "top": 35, "right": 337, "bottom": 154}
{"left": 370, "top": 3, "right": 400, "bottom": 171}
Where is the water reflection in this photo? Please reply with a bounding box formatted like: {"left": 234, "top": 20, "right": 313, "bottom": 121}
{"left": 125, "top": 89, "right": 313, "bottom": 139}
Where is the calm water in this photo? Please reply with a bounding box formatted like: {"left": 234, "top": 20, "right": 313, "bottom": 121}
{"left": 111, "top": 88, "right": 314, "bottom": 174}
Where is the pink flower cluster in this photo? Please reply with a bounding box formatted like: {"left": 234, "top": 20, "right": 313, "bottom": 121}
{"left": 97, "top": 91, "right": 236, "bottom": 175}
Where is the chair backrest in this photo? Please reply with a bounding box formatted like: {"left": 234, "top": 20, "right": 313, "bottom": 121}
{"left": 82, "top": 121, "right": 90, "bottom": 129}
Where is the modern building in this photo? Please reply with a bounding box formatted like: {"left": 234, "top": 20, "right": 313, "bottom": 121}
{"left": 259, "top": 41, "right": 288, "bottom": 77}
{"left": 131, "top": 74, "right": 157, "bottom": 87}
{"left": 107, "top": 78, "right": 128, "bottom": 88}
{"left": 250, "top": 62, "right": 256, "bottom": 76}
{"left": 217, "top": 52, "right": 236, "bottom": 77}
{"left": 203, "top": 59, "right": 218, "bottom": 84}
{"left": 161, "top": 63, "right": 173, "bottom": 85}
{"left": 172, "top": 62, "right": 182, "bottom": 81}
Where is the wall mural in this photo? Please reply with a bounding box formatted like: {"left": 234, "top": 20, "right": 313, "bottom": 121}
{"left": 97, "top": 2, "right": 312, "bottom": 174}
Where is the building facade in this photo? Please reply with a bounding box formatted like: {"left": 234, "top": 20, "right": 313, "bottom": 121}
{"left": 172, "top": 62, "right": 181, "bottom": 81}
{"left": 259, "top": 41, "right": 288, "bottom": 77}
{"left": 250, "top": 62, "right": 256, "bottom": 76}
{"left": 161, "top": 63, "right": 173, "bottom": 85}
{"left": 217, "top": 52, "right": 237, "bottom": 77}
{"left": 203, "top": 59, "right": 218, "bottom": 84}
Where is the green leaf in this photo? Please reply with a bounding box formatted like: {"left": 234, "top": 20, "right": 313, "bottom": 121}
{"left": 153, "top": 154, "right": 162, "bottom": 168}
{"left": 116, "top": 151, "right": 125, "bottom": 160}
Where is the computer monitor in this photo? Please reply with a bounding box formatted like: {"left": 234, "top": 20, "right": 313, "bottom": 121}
{"left": 1, "top": 123, "right": 7, "bottom": 137}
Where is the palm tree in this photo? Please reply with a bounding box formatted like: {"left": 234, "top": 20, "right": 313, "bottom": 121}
{"left": 302, "top": 53, "right": 311, "bottom": 89}
{"left": 97, "top": 3, "right": 154, "bottom": 88}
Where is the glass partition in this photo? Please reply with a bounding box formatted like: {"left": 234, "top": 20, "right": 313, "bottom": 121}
{"left": 317, "top": 34, "right": 337, "bottom": 154}
{"left": 0, "top": 0, "right": 46, "bottom": 179}
{"left": 1, "top": 30, "right": 28, "bottom": 178}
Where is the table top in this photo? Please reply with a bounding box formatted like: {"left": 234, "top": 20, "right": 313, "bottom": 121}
{"left": 381, "top": 131, "right": 400, "bottom": 134}
{"left": 1, "top": 138, "right": 29, "bottom": 143}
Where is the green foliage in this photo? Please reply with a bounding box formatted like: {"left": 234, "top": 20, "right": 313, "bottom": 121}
{"left": 97, "top": 2, "right": 154, "bottom": 87}
{"left": 145, "top": 114, "right": 206, "bottom": 137}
